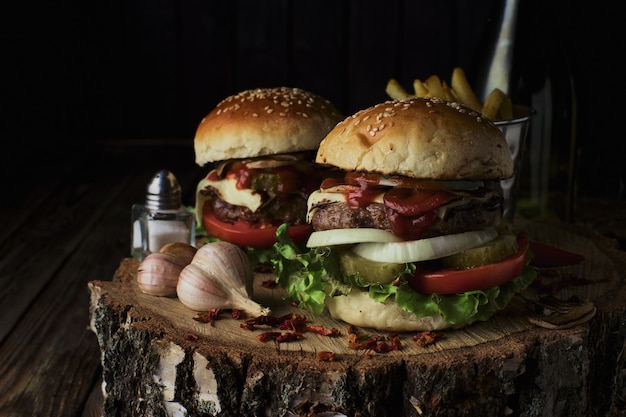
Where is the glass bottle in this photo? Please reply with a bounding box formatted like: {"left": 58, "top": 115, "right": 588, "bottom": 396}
{"left": 473, "top": 0, "right": 577, "bottom": 221}
{"left": 131, "top": 169, "right": 195, "bottom": 261}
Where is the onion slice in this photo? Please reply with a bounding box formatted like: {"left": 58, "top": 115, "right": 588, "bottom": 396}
{"left": 353, "top": 228, "right": 498, "bottom": 263}
{"left": 306, "top": 228, "right": 402, "bottom": 248}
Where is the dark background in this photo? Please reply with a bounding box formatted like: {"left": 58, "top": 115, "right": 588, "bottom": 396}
{"left": 3, "top": 0, "right": 624, "bottom": 210}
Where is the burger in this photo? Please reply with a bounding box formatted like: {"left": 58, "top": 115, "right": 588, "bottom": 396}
{"left": 272, "top": 97, "right": 536, "bottom": 331}
{"left": 194, "top": 87, "right": 344, "bottom": 265}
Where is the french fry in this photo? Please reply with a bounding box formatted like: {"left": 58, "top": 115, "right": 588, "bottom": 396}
{"left": 386, "top": 78, "right": 411, "bottom": 100}
{"left": 499, "top": 95, "right": 514, "bottom": 120}
{"left": 481, "top": 88, "right": 507, "bottom": 120}
{"left": 442, "top": 81, "right": 457, "bottom": 102}
{"left": 413, "top": 79, "right": 429, "bottom": 97}
{"left": 386, "top": 67, "right": 516, "bottom": 121}
{"left": 451, "top": 67, "right": 483, "bottom": 112}
{"left": 424, "top": 75, "right": 445, "bottom": 99}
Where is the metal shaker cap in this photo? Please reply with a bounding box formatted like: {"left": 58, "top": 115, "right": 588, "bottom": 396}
{"left": 145, "top": 169, "right": 182, "bottom": 211}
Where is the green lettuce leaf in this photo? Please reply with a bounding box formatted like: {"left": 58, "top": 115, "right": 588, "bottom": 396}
{"left": 272, "top": 224, "right": 537, "bottom": 326}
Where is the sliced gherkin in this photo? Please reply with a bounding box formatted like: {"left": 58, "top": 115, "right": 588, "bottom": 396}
{"left": 250, "top": 173, "right": 279, "bottom": 192}
{"left": 338, "top": 248, "right": 404, "bottom": 284}
{"left": 441, "top": 234, "right": 518, "bottom": 269}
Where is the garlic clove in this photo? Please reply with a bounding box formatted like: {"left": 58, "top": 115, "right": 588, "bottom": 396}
{"left": 192, "top": 241, "right": 253, "bottom": 295}
{"left": 159, "top": 242, "right": 197, "bottom": 265}
{"left": 177, "top": 243, "right": 270, "bottom": 317}
{"left": 137, "top": 252, "right": 188, "bottom": 297}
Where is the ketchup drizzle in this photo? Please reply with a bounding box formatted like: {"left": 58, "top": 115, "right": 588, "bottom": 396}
{"left": 338, "top": 172, "right": 452, "bottom": 240}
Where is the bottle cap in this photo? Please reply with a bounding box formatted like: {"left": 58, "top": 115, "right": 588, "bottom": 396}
{"left": 145, "top": 169, "right": 182, "bottom": 211}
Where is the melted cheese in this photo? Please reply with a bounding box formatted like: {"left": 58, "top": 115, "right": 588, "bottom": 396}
{"left": 195, "top": 173, "right": 263, "bottom": 224}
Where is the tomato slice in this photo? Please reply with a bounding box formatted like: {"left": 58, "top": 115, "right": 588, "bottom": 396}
{"left": 529, "top": 241, "right": 585, "bottom": 267}
{"left": 408, "top": 233, "right": 530, "bottom": 294}
{"left": 202, "top": 204, "right": 312, "bottom": 248}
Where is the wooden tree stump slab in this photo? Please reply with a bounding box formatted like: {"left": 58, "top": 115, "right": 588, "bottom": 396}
{"left": 88, "top": 219, "right": 626, "bottom": 417}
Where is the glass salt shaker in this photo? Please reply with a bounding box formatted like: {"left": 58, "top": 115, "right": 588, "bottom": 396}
{"left": 131, "top": 169, "right": 195, "bottom": 261}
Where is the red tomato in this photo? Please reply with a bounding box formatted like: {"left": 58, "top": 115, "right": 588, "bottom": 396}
{"left": 408, "top": 233, "right": 530, "bottom": 294}
{"left": 202, "top": 204, "right": 312, "bottom": 248}
{"left": 529, "top": 241, "right": 585, "bottom": 267}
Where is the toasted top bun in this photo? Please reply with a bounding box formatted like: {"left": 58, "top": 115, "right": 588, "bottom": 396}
{"left": 326, "top": 289, "right": 453, "bottom": 332}
{"left": 316, "top": 97, "right": 513, "bottom": 180}
{"left": 194, "top": 87, "right": 343, "bottom": 166}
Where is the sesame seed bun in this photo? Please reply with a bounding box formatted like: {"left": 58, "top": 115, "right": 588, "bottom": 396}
{"left": 194, "top": 87, "right": 344, "bottom": 166}
{"left": 316, "top": 97, "right": 514, "bottom": 180}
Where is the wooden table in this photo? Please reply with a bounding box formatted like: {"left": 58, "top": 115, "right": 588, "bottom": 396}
{"left": 0, "top": 141, "right": 204, "bottom": 416}
{"left": 1, "top": 141, "right": 625, "bottom": 416}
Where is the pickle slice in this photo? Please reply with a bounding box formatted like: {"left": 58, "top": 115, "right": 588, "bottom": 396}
{"left": 338, "top": 248, "right": 404, "bottom": 284}
{"left": 441, "top": 234, "right": 519, "bottom": 269}
{"left": 250, "top": 172, "right": 279, "bottom": 192}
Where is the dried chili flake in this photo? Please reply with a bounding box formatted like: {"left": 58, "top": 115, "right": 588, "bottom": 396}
{"left": 257, "top": 331, "right": 303, "bottom": 343}
{"left": 231, "top": 309, "right": 242, "bottom": 320}
{"left": 240, "top": 322, "right": 256, "bottom": 331}
{"left": 387, "top": 334, "right": 401, "bottom": 349}
{"left": 185, "top": 333, "right": 199, "bottom": 342}
{"left": 372, "top": 341, "right": 398, "bottom": 353}
{"left": 316, "top": 351, "right": 335, "bottom": 362}
{"left": 347, "top": 325, "right": 401, "bottom": 354}
{"left": 276, "top": 332, "right": 303, "bottom": 343}
{"left": 306, "top": 325, "right": 340, "bottom": 337}
{"left": 260, "top": 279, "right": 278, "bottom": 289}
{"left": 193, "top": 308, "right": 223, "bottom": 326}
{"left": 280, "top": 314, "right": 308, "bottom": 333}
{"left": 413, "top": 331, "right": 443, "bottom": 347}
{"left": 257, "top": 331, "right": 282, "bottom": 342}
{"left": 246, "top": 313, "right": 288, "bottom": 328}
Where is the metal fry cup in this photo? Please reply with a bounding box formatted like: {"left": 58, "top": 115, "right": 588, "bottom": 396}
{"left": 494, "top": 105, "right": 534, "bottom": 222}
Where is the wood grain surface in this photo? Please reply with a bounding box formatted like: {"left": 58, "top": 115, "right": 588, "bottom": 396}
{"left": 89, "top": 218, "right": 626, "bottom": 417}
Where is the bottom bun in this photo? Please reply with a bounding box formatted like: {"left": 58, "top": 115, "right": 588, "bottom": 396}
{"left": 326, "top": 289, "right": 453, "bottom": 332}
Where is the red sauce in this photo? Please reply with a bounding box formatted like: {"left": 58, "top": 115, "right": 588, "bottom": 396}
{"left": 219, "top": 161, "right": 324, "bottom": 197}
{"left": 339, "top": 172, "right": 452, "bottom": 240}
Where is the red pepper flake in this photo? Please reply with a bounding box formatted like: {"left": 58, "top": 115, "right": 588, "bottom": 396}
{"left": 413, "top": 331, "right": 443, "bottom": 347}
{"left": 317, "top": 351, "right": 335, "bottom": 362}
{"left": 231, "top": 309, "right": 242, "bottom": 320}
{"left": 306, "top": 325, "right": 340, "bottom": 337}
{"left": 257, "top": 331, "right": 282, "bottom": 342}
{"left": 261, "top": 279, "right": 278, "bottom": 289}
{"left": 185, "top": 333, "right": 199, "bottom": 342}
{"left": 193, "top": 308, "right": 223, "bottom": 326}
{"left": 240, "top": 322, "right": 256, "bottom": 331}
{"left": 276, "top": 332, "right": 303, "bottom": 343}
{"left": 257, "top": 331, "right": 303, "bottom": 343}
{"left": 347, "top": 325, "right": 400, "bottom": 354}
{"left": 245, "top": 313, "right": 291, "bottom": 329}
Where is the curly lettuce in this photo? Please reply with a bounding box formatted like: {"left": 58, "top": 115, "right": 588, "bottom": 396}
{"left": 272, "top": 224, "right": 536, "bottom": 326}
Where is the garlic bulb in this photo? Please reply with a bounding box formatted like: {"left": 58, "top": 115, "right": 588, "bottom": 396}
{"left": 192, "top": 241, "right": 253, "bottom": 294}
{"left": 177, "top": 242, "right": 270, "bottom": 317}
{"left": 137, "top": 252, "right": 189, "bottom": 297}
{"left": 159, "top": 242, "right": 197, "bottom": 265}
